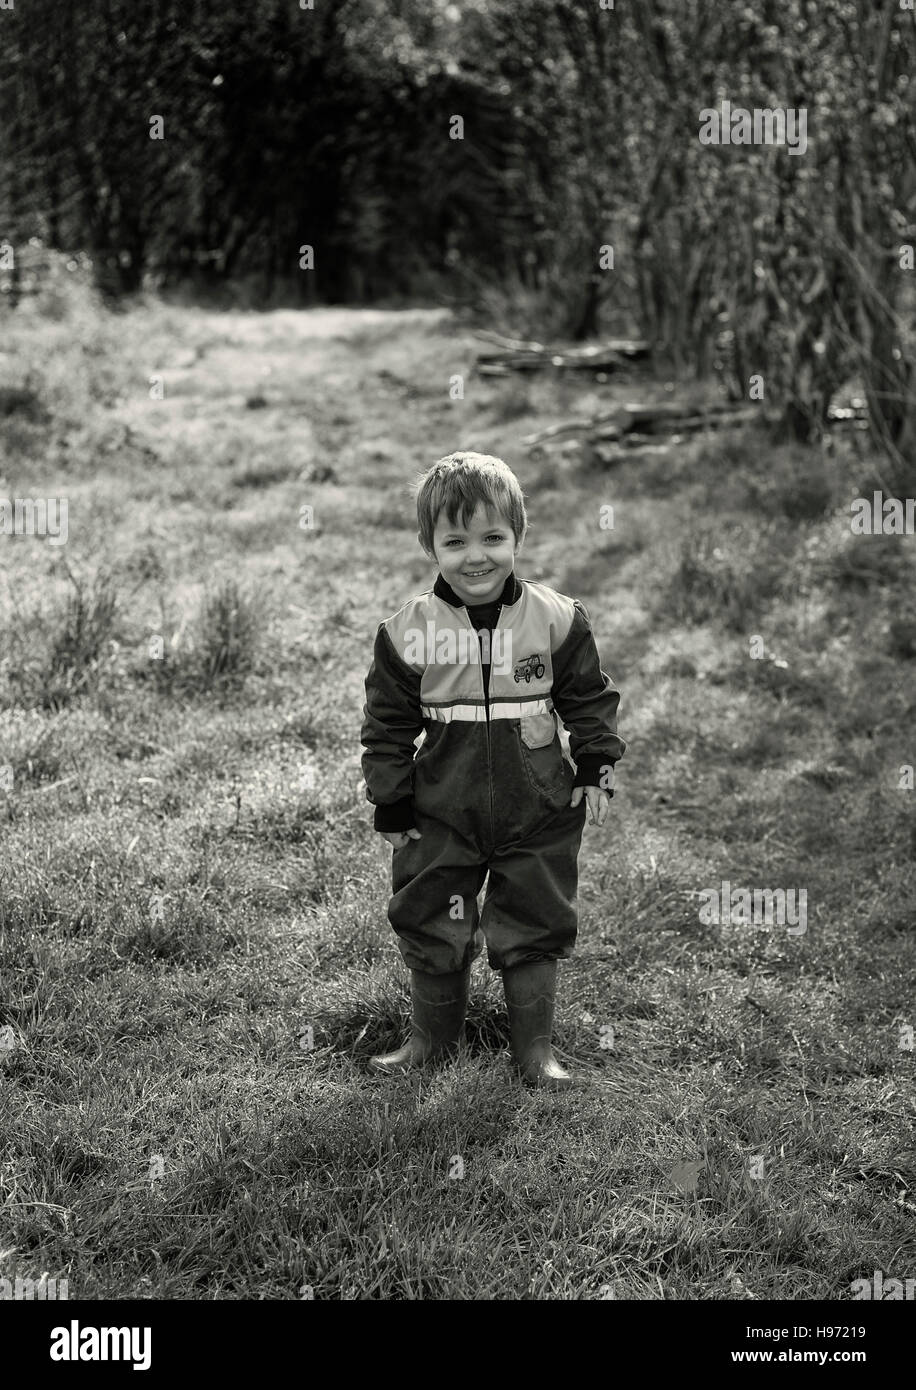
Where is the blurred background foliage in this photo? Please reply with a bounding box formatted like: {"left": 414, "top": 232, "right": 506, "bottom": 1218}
{"left": 0, "top": 0, "right": 914, "bottom": 464}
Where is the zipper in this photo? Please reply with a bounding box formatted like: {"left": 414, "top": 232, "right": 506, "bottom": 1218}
{"left": 463, "top": 605, "right": 495, "bottom": 847}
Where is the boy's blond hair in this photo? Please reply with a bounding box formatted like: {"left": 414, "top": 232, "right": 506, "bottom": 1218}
{"left": 415, "top": 452, "right": 527, "bottom": 556}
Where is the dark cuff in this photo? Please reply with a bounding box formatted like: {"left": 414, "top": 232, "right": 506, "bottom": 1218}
{"left": 373, "top": 798, "right": 417, "bottom": 832}
{"left": 573, "top": 754, "right": 616, "bottom": 792}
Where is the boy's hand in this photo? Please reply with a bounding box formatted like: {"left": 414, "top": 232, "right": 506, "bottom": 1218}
{"left": 380, "top": 827, "right": 422, "bottom": 850}
{"left": 570, "top": 785, "right": 612, "bottom": 826}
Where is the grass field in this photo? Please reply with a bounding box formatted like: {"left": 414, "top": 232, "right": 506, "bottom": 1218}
{"left": 1, "top": 277, "right": 914, "bottom": 1300}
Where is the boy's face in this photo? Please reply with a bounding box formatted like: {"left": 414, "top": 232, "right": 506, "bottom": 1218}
{"left": 423, "top": 503, "right": 521, "bottom": 606}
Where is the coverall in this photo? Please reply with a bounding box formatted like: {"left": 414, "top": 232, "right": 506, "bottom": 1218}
{"left": 361, "top": 572, "right": 626, "bottom": 973}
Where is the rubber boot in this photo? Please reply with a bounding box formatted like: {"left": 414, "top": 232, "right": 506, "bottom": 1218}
{"left": 369, "top": 966, "right": 469, "bottom": 1075}
{"left": 502, "top": 960, "right": 572, "bottom": 1090}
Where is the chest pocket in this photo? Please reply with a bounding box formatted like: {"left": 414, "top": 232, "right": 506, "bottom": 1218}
{"left": 519, "top": 712, "right": 557, "bottom": 749}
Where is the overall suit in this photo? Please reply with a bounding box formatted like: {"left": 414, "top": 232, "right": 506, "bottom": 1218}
{"left": 361, "top": 572, "right": 626, "bottom": 974}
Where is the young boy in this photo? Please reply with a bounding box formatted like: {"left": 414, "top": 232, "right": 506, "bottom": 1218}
{"left": 360, "top": 452, "right": 626, "bottom": 1089}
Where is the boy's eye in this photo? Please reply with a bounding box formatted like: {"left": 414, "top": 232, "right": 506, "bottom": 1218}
{"left": 442, "top": 534, "right": 505, "bottom": 546}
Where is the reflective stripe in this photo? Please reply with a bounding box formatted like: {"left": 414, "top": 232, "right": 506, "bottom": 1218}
{"left": 422, "top": 698, "right": 554, "bottom": 723}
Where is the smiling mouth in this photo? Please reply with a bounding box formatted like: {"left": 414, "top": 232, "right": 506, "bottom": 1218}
{"left": 462, "top": 569, "right": 494, "bottom": 578}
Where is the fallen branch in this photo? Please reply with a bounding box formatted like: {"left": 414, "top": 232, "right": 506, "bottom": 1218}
{"left": 524, "top": 395, "right": 872, "bottom": 465}
{"left": 522, "top": 401, "right": 761, "bottom": 449}
{"left": 475, "top": 331, "right": 651, "bottom": 377}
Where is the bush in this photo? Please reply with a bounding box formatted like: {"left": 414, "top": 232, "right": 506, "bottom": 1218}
{"left": 140, "top": 580, "right": 261, "bottom": 698}
{"left": 819, "top": 532, "right": 913, "bottom": 592}
{"left": 662, "top": 523, "right": 789, "bottom": 633}
{"left": 195, "top": 580, "right": 259, "bottom": 685}
{"left": 698, "top": 440, "right": 838, "bottom": 522}
{"left": 0, "top": 568, "right": 119, "bottom": 712}
{"left": 742, "top": 445, "right": 837, "bottom": 521}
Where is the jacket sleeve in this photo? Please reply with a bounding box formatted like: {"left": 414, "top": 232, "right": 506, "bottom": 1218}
{"left": 551, "top": 600, "right": 626, "bottom": 790}
{"left": 361, "top": 623, "right": 423, "bottom": 831}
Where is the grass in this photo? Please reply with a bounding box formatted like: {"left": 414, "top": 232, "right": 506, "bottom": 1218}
{"left": 0, "top": 275, "right": 914, "bottom": 1300}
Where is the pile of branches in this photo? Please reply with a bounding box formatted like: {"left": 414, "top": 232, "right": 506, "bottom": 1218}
{"left": 521, "top": 400, "right": 759, "bottom": 464}
{"left": 521, "top": 399, "right": 868, "bottom": 465}
{"left": 474, "top": 330, "right": 651, "bottom": 378}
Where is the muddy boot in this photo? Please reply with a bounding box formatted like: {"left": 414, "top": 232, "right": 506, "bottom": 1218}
{"left": 369, "top": 966, "right": 469, "bottom": 1075}
{"left": 502, "top": 960, "right": 572, "bottom": 1090}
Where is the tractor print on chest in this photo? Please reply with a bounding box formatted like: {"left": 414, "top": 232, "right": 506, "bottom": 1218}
{"left": 514, "top": 653, "right": 546, "bottom": 683}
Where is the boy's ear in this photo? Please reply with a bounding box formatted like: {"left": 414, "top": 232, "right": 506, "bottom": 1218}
{"left": 417, "top": 530, "right": 434, "bottom": 559}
